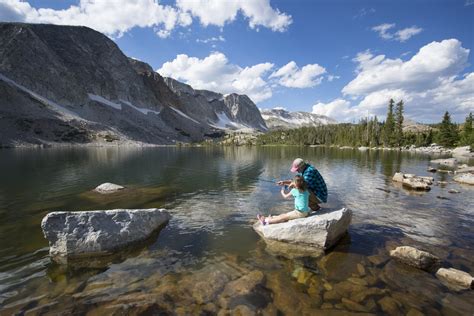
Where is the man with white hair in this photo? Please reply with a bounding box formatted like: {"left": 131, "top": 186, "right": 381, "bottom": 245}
{"left": 277, "top": 158, "right": 327, "bottom": 211}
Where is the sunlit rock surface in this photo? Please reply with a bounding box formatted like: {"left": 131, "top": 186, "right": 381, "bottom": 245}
{"left": 392, "top": 173, "right": 433, "bottom": 190}
{"left": 93, "top": 182, "right": 125, "bottom": 193}
{"left": 41, "top": 208, "right": 170, "bottom": 262}
{"left": 389, "top": 246, "right": 440, "bottom": 271}
{"left": 453, "top": 173, "right": 474, "bottom": 185}
{"left": 253, "top": 208, "right": 352, "bottom": 250}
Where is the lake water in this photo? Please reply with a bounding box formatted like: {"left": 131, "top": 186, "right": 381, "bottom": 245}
{"left": 0, "top": 146, "right": 473, "bottom": 315}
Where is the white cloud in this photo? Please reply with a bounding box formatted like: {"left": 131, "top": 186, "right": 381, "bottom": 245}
{"left": 395, "top": 26, "right": 423, "bottom": 42}
{"left": 0, "top": 0, "right": 291, "bottom": 38}
{"left": 176, "top": 0, "right": 292, "bottom": 31}
{"left": 0, "top": 0, "right": 192, "bottom": 38}
{"left": 158, "top": 52, "right": 274, "bottom": 102}
{"left": 372, "top": 23, "right": 423, "bottom": 42}
{"left": 312, "top": 99, "right": 355, "bottom": 122}
{"left": 327, "top": 75, "right": 340, "bottom": 82}
{"left": 336, "top": 39, "right": 472, "bottom": 122}
{"left": 196, "top": 35, "right": 225, "bottom": 43}
{"left": 344, "top": 39, "right": 469, "bottom": 95}
{"left": 159, "top": 52, "right": 328, "bottom": 103}
{"left": 270, "top": 61, "right": 326, "bottom": 88}
{"left": 372, "top": 23, "right": 395, "bottom": 40}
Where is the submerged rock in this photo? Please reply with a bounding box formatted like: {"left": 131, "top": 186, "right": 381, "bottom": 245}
{"left": 389, "top": 246, "right": 440, "bottom": 271}
{"left": 430, "top": 158, "right": 458, "bottom": 167}
{"left": 392, "top": 172, "right": 433, "bottom": 190}
{"left": 41, "top": 208, "right": 170, "bottom": 262}
{"left": 453, "top": 173, "right": 474, "bottom": 185}
{"left": 436, "top": 268, "right": 474, "bottom": 291}
{"left": 93, "top": 182, "right": 125, "bottom": 193}
{"left": 253, "top": 208, "right": 352, "bottom": 250}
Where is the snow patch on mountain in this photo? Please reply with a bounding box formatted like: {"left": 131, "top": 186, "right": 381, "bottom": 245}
{"left": 260, "top": 108, "right": 336, "bottom": 130}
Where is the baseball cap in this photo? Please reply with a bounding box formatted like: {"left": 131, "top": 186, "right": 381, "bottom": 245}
{"left": 290, "top": 158, "right": 305, "bottom": 172}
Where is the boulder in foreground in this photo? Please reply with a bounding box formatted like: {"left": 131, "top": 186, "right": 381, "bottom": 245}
{"left": 436, "top": 268, "right": 474, "bottom": 291}
{"left": 253, "top": 208, "right": 352, "bottom": 250}
{"left": 41, "top": 209, "right": 170, "bottom": 263}
{"left": 389, "top": 246, "right": 440, "bottom": 271}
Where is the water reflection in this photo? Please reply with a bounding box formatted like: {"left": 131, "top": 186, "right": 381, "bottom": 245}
{"left": 0, "top": 146, "right": 473, "bottom": 314}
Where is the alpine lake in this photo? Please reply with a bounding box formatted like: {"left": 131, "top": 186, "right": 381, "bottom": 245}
{"left": 0, "top": 146, "right": 473, "bottom": 315}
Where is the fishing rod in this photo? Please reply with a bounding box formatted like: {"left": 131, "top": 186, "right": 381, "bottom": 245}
{"left": 164, "top": 165, "right": 277, "bottom": 184}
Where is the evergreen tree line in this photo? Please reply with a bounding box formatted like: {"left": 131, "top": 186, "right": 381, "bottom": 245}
{"left": 257, "top": 99, "right": 473, "bottom": 149}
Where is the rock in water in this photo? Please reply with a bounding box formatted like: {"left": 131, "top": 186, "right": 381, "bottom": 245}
{"left": 392, "top": 172, "right": 432, "bottom": 190}
{"left": 253, "top": 208, "right": 352, "bottom": 250}
{"left": 93, "top": 182, "right": 125, "bottom": 193}
{"left": 452, "top": 146, "right": 474, "bottom": 158}
{"left": 389, "top": 246, "right": 440, "bottom": 271}
{"left": 453, "top": 173, "right": 474, "bottom": 185}
{"left": 430, "top": 158, "right": 458, "bottom": 167}
{"left": 41, "top": 209, "right": 170, "bottom": 262}
{"left": 436, "top": 268, "right": 474, "bottom": 291}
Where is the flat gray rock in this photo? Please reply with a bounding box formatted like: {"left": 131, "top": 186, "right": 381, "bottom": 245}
{"left": 253, "top": 208, "right": 352, "bottom": 250}
{"left": 41, "top": 208, "right": 170, "bottom": 262}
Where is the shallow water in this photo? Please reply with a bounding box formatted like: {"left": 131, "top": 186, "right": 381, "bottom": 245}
{"left": 0, "top": 146, "right": 473, "bottom": 315}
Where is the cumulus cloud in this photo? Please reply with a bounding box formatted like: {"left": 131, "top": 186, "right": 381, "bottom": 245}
{"left": 176, "top": 0, "right": 292, "bottom": 32}
{"left": 372, "top": 23, "right": 422, "bottom": 42}
{"left": 336, "top": 39, "right": 473, "bottom": 122}
{"left": 312, "top": 99, "right": 355, "bottom": 122}
{"left": 327, "top": 75, "right": 340, "bottom": 82}
{"left": 0, "top": 0, "right": 291, "bottom": 38}
{"left": 270, "top": 61, "right": 326, "bottom": 88}
{"left": 159, "top": 52, "right": 328, "bottom": 103}
{"left": 158, "top": 52, "right": 274, "bottom": 102}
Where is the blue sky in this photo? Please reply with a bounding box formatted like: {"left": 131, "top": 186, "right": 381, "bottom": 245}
{"left": 1, "top": 0, "right": 473, "bottom": 122}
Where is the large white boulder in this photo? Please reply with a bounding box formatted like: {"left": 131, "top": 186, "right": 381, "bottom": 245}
{"left": 253, "top": 208, "right": 352, "bottom": 250}
{"left": 453, "top": 173, "right": 474, "bottom": 185}
{"left": 41, "top": 209, "right": 170, "bottom": 262}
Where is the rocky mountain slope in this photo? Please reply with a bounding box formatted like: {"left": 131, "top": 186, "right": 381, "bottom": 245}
{"left": 260, "top": 108, "right": 336, "bottom": 130}
{"left": 0, "top": 23, "right": 266, "bottom": 147}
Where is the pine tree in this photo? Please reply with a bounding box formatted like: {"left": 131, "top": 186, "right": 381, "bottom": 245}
{"left": 383, "top": 99, "right": 395, "bottom": 146}
{"left": 394, "top": 100, "right": 404, "bottom": 146}
{"left": 438, "top": 111, "right": 459, "bottom": 147}
{"left": 460, "top": 112, "right": 473, "bottom": 148}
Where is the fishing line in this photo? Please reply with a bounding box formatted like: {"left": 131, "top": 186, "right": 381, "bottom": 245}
{"left": 164, "top": 165, "right": 277, "bottom": 184}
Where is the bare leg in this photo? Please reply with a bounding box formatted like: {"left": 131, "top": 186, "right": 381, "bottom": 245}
{"left": 266, "top": 213, "right": 291, "bottom": 224}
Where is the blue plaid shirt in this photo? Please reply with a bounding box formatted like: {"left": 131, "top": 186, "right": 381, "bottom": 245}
{"left": 299, "top": 164, "right": 327, "bottom": 203}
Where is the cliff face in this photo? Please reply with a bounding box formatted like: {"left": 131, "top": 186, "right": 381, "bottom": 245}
{"left": 0, "top": 23, "right": 267, "bottom": 147}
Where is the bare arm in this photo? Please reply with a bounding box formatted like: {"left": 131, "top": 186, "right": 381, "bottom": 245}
{"left": 280, "top": 187, "right": 293, "bottom": 199}
{"left": 276, "top": 180, "right": 292, "bottom": 186}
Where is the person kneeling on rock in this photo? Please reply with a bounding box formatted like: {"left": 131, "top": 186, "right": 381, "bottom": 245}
{"left": 258, "top": 175, "right": 309, "bottom": 225}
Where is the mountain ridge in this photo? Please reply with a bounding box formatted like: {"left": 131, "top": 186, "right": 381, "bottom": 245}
{"left": 0, "top": 22, "right": 266, "bottom": 147}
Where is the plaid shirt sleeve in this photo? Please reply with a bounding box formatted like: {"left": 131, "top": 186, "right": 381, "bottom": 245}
{"left": 302, "top": 166, "right": 328, "bottom": 203}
